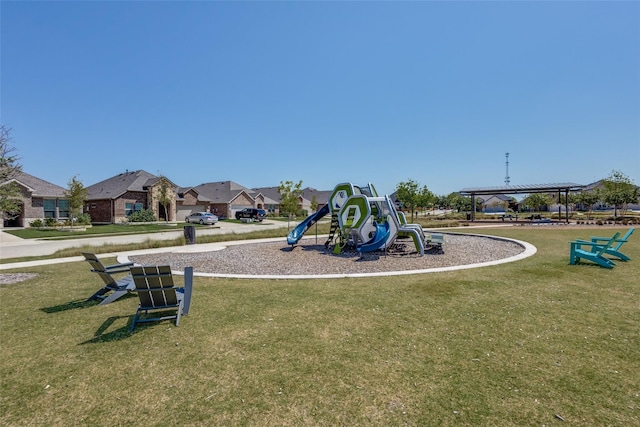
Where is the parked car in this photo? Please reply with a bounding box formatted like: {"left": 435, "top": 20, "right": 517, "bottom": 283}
{"left": 235, "top": 208, "right": 266, "bottom": 222}
{"left": 185, "top": 212, "right": 218, "bottom": 225}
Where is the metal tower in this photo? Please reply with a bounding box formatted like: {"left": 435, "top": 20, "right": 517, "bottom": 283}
{"left": 504, "top": 152, "right": 510, "bottom": 186}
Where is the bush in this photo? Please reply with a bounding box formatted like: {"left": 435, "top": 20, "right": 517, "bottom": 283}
{"left": 44, "top": 217, "right": 59, "bottom": 227}
{"left": 75, "top": 213, "right": 92, "bottom": 225}
{"left": 29, "top": 219, "right": 43, "bottom": 227}
{"left": 128, "top": 209, "right": 157, "bottom": 222}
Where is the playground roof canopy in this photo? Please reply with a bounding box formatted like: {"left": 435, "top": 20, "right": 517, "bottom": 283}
{"left": 459, "top": 182, "right": 585, "bottom": 196}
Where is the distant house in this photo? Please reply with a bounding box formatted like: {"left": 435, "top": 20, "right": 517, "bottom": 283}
{"left": 251, "top": 186, "right": 281, "bottom": 215}
{"left": 84, "top": 170, "right": 178, "bottom": 224}
{"left": 301, "top": 187, "right": 330, "bottom": 213}
{"left": 252, "top": 186, "right": 331, "bottom": 217}
{"left": 1, "top": 171, "right": 68, "bottom": 227}
{"left": 479, "top": 194, "right": 516, "bottom": 213}
{"left": 177, "top": 181, "right": 264, "bottom": 220}
{"left": 582, "top": 180, "right": 640, "bottom": 211}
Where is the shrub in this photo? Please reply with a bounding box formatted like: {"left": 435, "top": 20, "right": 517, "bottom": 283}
{"left": 75, "top": 213, "right": 92, "bottom": 225}
{"left": 44, "top": 217, "right": 59, "bottom": 227}
{"left": 29, "top": 219, "right": 43, "bottom": 227}
{"left": 128, "top": 209, "right": 157, "bottom": 222}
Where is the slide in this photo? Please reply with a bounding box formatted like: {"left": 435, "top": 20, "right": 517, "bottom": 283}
{"left": 357, "top": 221, "right": 391, "bottom": 254}
{"left": 287, "top": 204, "right": 330, "bottom": 246}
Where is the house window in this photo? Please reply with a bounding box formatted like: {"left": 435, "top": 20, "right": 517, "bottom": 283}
{"left": 58, "top": 200, "right": 69, "bottom": 218}
{"left": 43, "top": 199, "right": 56, "bottom": 218}
{"left": 125, "top": 202, "right": 145, "bottom": 216}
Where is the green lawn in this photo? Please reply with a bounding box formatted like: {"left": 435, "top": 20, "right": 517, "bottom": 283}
{"left": 4, "top": 222, "right": 192, "bottom": 239}
{"left": 1, "top": 227, "right": 638, "bottom": 426}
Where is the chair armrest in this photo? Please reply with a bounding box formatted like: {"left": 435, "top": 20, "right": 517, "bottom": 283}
{"left": 570, "top": 240, "right": 607, "bottom": 248}
{"left": 571, "top": 239, "right": 598, "bottom": 245}
{"left": 591, "top": 236, "right": 626, "bottom": 244}
{"left": 104, "top": 262, "right": 134, "bottom": 272}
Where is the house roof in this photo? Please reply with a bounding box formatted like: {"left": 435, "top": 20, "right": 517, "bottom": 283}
{"left": 86, "top": 170, "right": 159, "bottom": 200}
{"left": 5, "top": 171, "right": 67, "bottom": 198}
{"left": 301, "top": 187, "right": 331, "bottom": 205}
{"left": 190, "top": 181, "right": 256, "bottom": 204}
{"left": 251, "top": 186, "right": 281, "bottom": 205}
{"left": 251, "top": 186, "right": 332, "bottom": 206}
{"left": 478, "top": 194, "right": 515, "bottom": 202}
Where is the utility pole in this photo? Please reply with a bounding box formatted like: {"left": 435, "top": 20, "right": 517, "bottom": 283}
{"left": 505, "top": 152, "right": 511, "bottom": 186}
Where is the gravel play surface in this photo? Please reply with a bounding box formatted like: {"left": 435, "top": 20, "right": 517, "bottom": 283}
{"left": 128, "top": 233, "right": 527, "bottom": 277}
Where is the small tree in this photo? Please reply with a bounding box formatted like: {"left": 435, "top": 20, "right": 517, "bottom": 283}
{"left": 310, "top": 194, "right": 318, "bottom": 213}
{"left": 64, "top": 175, "right": 88, "bottom": 229}
{"left": 0, "top": 125, "right": 23, "bottom": 223}
{"left": 279, "top": 180, "right": 303, "bottom": 228}
{"left": 573, "top": 190, "right": 600, "bottom": 220}
{"left": 444, "top": 192, "right": 471, "bottom": 213}
{"left": 601, "top": 170, "right": 638, "bottom": 218}
{"left": 396, "top": 179, "right": 433, "bottom": 222}
{"left": 416, "top": 186, "right": 435, "bottom": 214}
{"left": 522, "top": 193, "right": 551, "bottom": 212}
{"left": 157, "top": 175, "right": 172, "bottom": 222}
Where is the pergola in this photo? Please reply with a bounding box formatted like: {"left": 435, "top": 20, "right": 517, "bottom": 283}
{"left": 459, "top": 182, "right": 585, "bottom": 223}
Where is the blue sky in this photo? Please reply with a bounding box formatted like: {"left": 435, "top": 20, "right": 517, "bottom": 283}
{"left": 2, "top": 1, "right": 638, "bottom": 197}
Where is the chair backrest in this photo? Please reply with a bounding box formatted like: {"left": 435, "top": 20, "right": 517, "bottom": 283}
{"left": 615, "top": 228, "right": 635, "bottom": 248}
{"left": 130, "top": 265, "right": 180, "bottom": 309}
{"left": 596, "top": 232, "right": 620, "bottom": 255}
{"left": 83, "top": 252, "right": 107, "bottom": 273}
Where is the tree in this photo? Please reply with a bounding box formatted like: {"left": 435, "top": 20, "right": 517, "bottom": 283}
{"left": 601, "top": 170, "right": 638, "bottom": 218}
{"left": 444, "top": 192, "right": 471, "bottom": 213}
{"left": 64, "top": 176, "right": 88, "bottom": 229}
{"left": 521, "top": 193, "right": 551, "bottom": 212}
{"left": 310, "top": 194, "right": 318, "bottom": 213}
{"left": 416, "top": 186, "right": 436, "bottom": 214}
{"left": 396, "top": 179, "right": 433, "bottom": 221}
{"left": 157, "top": 174, "right": 172, "bottom": 221}
{"left": 572, "top": 190, "right": 600, "bottom": 220}
{"left": 278, "top": 180, "right": 303, "bottom": 228}
{"left": 0, "top": 125, "right": 23, "bottom": 223}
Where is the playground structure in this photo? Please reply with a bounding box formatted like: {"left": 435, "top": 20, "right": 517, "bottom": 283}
{"left": 287, "top": 182, "right": 444, "bottom": 256}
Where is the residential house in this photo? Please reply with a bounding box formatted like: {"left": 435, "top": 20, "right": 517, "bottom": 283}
{"left": 1, "top": 171, "right": 68, "bottom": 227}
{"left": 178, "top": 181, "right": 264, "bottom": 220}
{"left": 581, "top": 180, "right": 640, "bottom": 211}
{"left": 479, "top": 194, "right": 516, "bottom": 213}
{"left": 250, "top": 186, "right": 281, "bottom": 215}
{"left": 252, "top": 186, "right": 331, "bottom": 217}
{"left": 84, "top": 170, "right": 178, "bottom": 224}
{"left": 301, "top": 187, "right": 330, "bottom": 213}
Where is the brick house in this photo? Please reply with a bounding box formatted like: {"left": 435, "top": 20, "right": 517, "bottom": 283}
{"left": 252, "top": 186, "right": 330, "bottom": 216}
{"left": 1, "top": 171, "right": 68, "bottom": 228}
{"left": 85, "top": 170, "right": 178, "bottom": 224}
{"left": 177, "top": 181, "right": 265, "bottom": 220}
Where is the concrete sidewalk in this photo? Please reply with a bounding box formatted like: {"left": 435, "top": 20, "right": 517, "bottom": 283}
{"left": 0, "top": 220, "right": 291, "bottom": 262}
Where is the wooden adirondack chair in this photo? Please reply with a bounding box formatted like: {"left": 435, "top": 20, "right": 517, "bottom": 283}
{"left": 569, "top": 232, "right": 620, "bottom": 269}
{"left": 590, "top": 228, "right": 634, "bottom": 261}
{"left": 129, "top": 265, "right": 193, "bottom": 332}
{"left": 83, "top": 252, "right": 135, "bottom": 305}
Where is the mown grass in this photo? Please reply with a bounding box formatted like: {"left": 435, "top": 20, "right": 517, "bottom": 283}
{"left": 1, "top": 227, "right": 638, "bottom": 426}
{"left": 5, "top": 222, "right": 192, "bottom": 239}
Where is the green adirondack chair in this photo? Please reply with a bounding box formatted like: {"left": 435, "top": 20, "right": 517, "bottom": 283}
{"left": 569, "top": 232, "right": 620, "bottom": 269}
{"left": 590, "top": 228, "right": 634, "bottom": 261}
